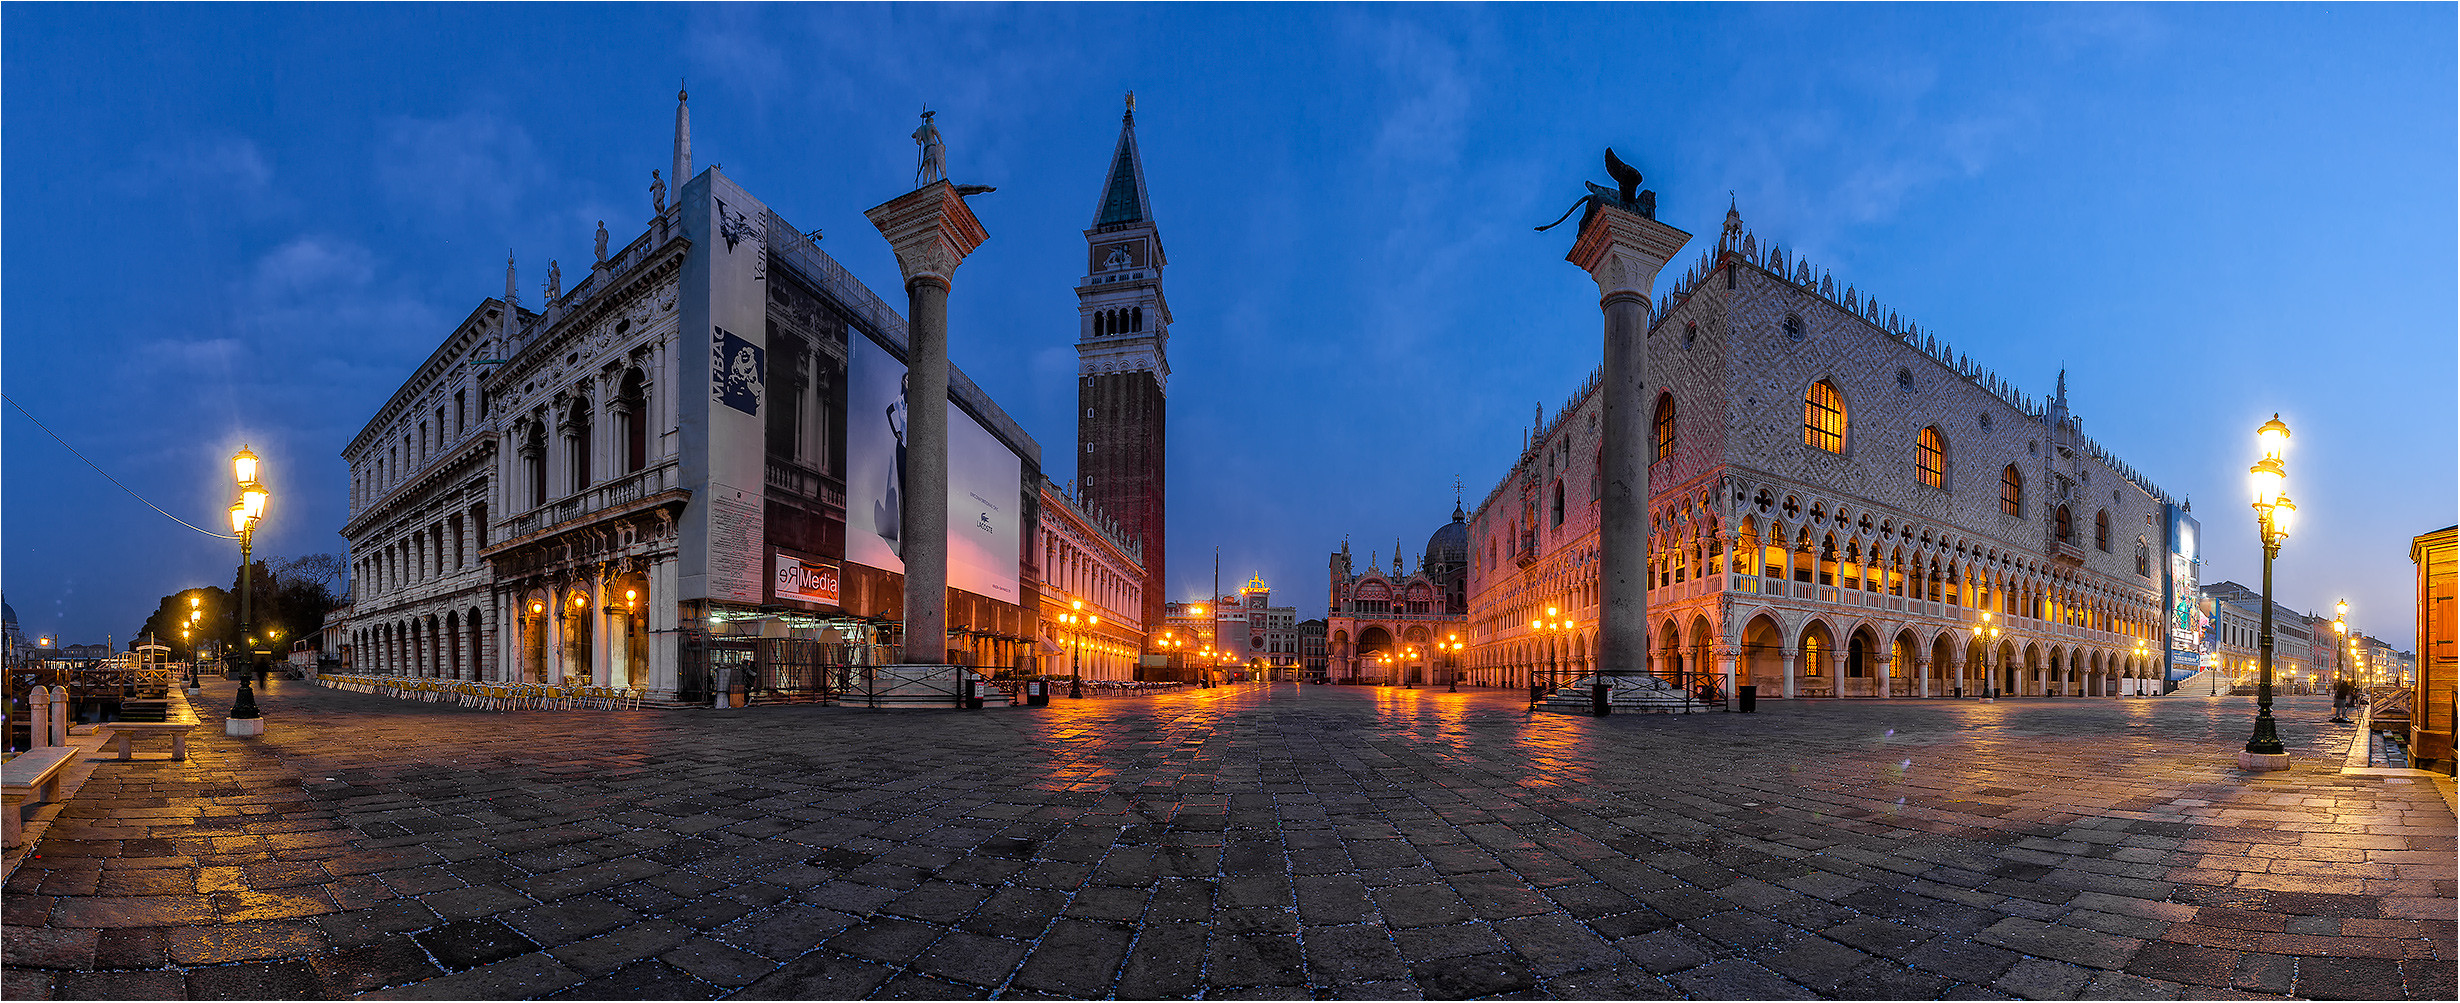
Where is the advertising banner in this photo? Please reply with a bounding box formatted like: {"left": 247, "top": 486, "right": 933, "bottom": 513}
{"left": 844, "top": 334, "right": 1021, "bottom": 604}
{"left": 774, "top": 552, "right": 841, "bottom": 606}
{"left": 2166, "top": 503, "right": 2207, "bottom": 682}
{"left": 677, "top": 172, "right": 770, "bottom": 605}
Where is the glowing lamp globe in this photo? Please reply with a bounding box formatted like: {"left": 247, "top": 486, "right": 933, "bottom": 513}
{"left": 2255, "top": 414, "right": 2290, "bottom": 461}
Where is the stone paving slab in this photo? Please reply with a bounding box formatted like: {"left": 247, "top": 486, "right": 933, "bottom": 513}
{"left": 2, "top": 676, "right": 2453, "bottom": 999}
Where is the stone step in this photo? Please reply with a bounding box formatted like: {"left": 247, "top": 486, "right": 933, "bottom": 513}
{"left": 1535, "top": 675, "right": 1724, "bottom": 714}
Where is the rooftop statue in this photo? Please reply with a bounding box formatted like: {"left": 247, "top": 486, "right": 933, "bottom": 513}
{"left": 1535, "top": 147, "right": 1655, "bottom": 232}
{"left": 914, "top": 109, "right": 946, "bottom": 187}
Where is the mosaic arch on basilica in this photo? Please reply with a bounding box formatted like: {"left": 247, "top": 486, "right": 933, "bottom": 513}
{"left": 1466, "top": 201, "right": 2179, "bottom": 702}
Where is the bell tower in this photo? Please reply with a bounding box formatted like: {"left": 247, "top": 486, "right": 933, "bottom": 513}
{"left": 1077, "top": 92, "right": 1171, "bottom": 638}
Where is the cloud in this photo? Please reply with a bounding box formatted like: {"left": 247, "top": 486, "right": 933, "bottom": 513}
{"left": 1365, "top": 18, "right": 1474, "bottom": 169}
{"left": 374, "top": 111, "right": 549, "bottom": 222}
{"left": 114, "top": 134, "right": 283, "bottom": 213}
{"left": 682, "top": 6, "right": 794, "bottom": 103}
{"left": 2030, "top": 6, "right": 2170, "bottom": 61}
{"left": 1696, "top": 50, "right": 2038, "bottom": 252}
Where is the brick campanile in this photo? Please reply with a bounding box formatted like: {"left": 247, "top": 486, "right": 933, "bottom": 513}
{"left": 1076, "top": 93, "right": 1171, "bottom": 637}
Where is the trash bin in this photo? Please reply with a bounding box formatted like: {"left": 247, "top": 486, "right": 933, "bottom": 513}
{"left": 1591, "top": 681, "right": 1612, "bottom": 717}
{"left": 968, "top": 680, "right": 987, "bottom": 710}
{"left": 1738, "top": 685, "right": 1758, "bottom": 713}
{"left": 1026, "top": 681, "right": 1048, "bottom": 707}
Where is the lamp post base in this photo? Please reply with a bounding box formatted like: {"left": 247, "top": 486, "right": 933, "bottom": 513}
{"left": 226, "top": 716, "right": 265, "bottom": 738}
{"left": 2236, "top": 750, "right": 2289, "bottom": 771}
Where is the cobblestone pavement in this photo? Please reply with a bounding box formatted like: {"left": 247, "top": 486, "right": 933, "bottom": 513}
{"left": 4, "top": 678, "right": 2453, "bottom": 1000}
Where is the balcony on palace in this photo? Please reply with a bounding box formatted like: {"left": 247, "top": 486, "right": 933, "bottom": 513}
{"left": 503, "top": 462, "right": 684, "bottom": 544}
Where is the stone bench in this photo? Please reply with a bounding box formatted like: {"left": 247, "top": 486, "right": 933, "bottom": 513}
{"left": 4, "top": 746, "right": 79, "bottom": 849}
{"left": 95, "top": 710, "right": 201, "bottom": 761}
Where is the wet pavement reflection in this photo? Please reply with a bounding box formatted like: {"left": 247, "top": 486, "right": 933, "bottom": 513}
{"left": 3, "top": 677, "right": 2450, "bottom": 999}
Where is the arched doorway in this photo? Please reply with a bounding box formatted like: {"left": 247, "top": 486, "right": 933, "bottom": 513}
{"left": 1358, "top": 626, "right": 1392, "bottom": 683}
{"left": 1401, "top": 626, "right": 1430, "bottom": 684}
{"left": 1892, "top": 629, "right": 1920, "bottom": 698}
{"left": 1799, "top": 619, "right": 1837, "bottom": 698}
{"left": 559, "top": 588, "right": 594, "bottom": 684}
{"left": 1742, "top": 613, "right": 1785, "bottom": 696}
{"left": 608, "top": 577, "right": 647, "bottom": 688}
{"left": 1846, "top": 626, "right": 1882, "bottom": 698}
{"left": 522, "top": 594, "right": 551, "bottom": 682}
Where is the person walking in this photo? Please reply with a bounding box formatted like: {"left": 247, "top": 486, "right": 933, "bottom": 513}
{"left": 2331, "top": 677, "right": 2355, "bottom": 724}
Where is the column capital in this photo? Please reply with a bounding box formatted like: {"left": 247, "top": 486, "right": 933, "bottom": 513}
{"left": 865, "top": 181, "right": 989, "bottom": 288}
{"left": 1567, "top": 203, "right": 1691, "bottom": 300}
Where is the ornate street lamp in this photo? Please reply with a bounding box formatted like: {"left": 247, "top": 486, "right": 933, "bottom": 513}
{"left": 1444, "top": 634, "right": 1463, "bottom": 692}
{"left": 226, "top": 445, "right": 269, "bottom": 735}
{"left": 2329, "top": 599, "right": 2351, "bottom": 722}
{"left": 2241, "top": 415, "right": 2295, "bottom": 770}
{"left": 1529, "top": 606, "right": 1574, "bottom": 697}
{"left": 1059, "top": 599, "right": 1097, "bottom": 699}
{"left": 1980, "top": 612, "right": 2001, "bottom": 702}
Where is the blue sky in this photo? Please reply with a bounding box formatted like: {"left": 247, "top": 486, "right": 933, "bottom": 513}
{"left": 5, "top": 4, "right": 2452, "bottom": 649}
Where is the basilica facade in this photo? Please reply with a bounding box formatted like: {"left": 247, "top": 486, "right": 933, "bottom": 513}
{"left": 1326, "top": 508, "right": 1470, "bottom": 685}
{"left": 1464, "top": 203, "right": 2181, "bottom": 702}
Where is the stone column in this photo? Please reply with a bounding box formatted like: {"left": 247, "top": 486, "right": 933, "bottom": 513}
{"left": 866, "top": 181, "right": 989, "bottom": 667}
{"left": 649, "top": 555, "right": 678, "bottom": 696}
{"left": 1916, "top": 656, "right": 1930, "bottom": 698}
{"left": 495, "top": 591, "right": 516, "bottom": 682}
{"left": 609, "top": 592, "right": 633, "bottom": 690}
{"left": 1875, "top": 656, "right": 1893, "bottom": 698}
{"left": 654, "top": 339, "right": 677, "bottom": 463}
{"left": 1564, "top": 194, "right": 1689, "bottom": 681}
{"left": 544, "top": 590, "right": 565, "bottom": 684}
{"left": 1715, "top": 645, "right": 1738, "bottom": 702}
{"left": 1781, "top": 649, "right": 1797, "bottom": 699}
{"left": 592, "top": 568, "right": 614, "bottom": 688}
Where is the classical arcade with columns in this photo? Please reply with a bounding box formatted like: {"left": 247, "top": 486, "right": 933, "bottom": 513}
{"left": 1464, "top": 199, "right": 2179, "bottom": 702}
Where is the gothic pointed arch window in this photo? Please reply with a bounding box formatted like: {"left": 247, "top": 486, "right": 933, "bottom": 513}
{"left": 1917, "top": 426, "right": 1946, "bottom": 488}
{"left": 1803, "top": 380, "right": 1846, "bottom": 453}
{"left": 2055, "top": 505, "right": 2072, "bottom": 542}
{"left": 2095, "top": 510, "right": 2111, "bottom": 551}
{"left": 1131, "top": 306, "right": 1143, "bottom": 332}
{"left": 2135, "top": 538, "right": 2151, "bottom": 577}
{"left": 2000, "top": 465, "right": 2023, "bottom": 517}
{"left": 1653, "top": 392, "right": 1676, "bottom": 462}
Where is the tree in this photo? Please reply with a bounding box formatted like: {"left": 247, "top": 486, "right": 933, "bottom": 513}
{"left": 230, "top": 559, "right": 279, "bottom": 650}
{"left": 239, "top": 553, "right": 345, "bottom": 652}
{"left": 133, "top": 587, "right": 231, "bottom": 660}
{"left": 274, "top": 553, "right": 343, "bottom": 599}
{"left": 131, "top": 552, "right": 347, "bottom": 661}
{"left": 271, "top": 560, "right": 344, "bottom": 639}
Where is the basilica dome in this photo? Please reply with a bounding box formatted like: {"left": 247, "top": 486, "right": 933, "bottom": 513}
{"left": 1423, "top": 503, "right": 1468, "bottom": 571}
